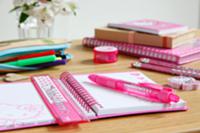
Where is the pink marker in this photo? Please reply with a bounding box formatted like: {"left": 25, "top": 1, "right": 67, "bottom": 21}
{"left": 132, "top": 61, "right": 200, "bottom": 79}
{"left": 88, "top": 74, "right": 179, "bottom": 103}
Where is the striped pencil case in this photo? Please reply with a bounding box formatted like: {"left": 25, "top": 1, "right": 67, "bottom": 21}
{"left": 0, "top": 39, "right": 70, "bottom": 72}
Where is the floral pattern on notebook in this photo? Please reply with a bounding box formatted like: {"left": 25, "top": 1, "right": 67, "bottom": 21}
{"left": 0, "top": 104, "right": 44, "bottom": 127}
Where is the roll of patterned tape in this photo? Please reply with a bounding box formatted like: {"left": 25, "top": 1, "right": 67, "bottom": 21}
{"left": 93, "top": 46, "right": 118, "bottom": 63}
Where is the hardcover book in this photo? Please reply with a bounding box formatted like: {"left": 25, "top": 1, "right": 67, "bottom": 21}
{"left": 108, "top": 19, "right": 188, "bottom": 35}
{"left": 95, "top": 27, "right": 200, "bottom": 48}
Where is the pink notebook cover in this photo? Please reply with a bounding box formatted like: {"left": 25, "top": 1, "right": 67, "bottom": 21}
{"left": 82, "top": 37, "right": 200, "bottom": 64}
{"left": 0, "top": 71, "right": 187, "bottom": 131}
{"left": 108, "top": 19, "right": 188, "bottom": 35}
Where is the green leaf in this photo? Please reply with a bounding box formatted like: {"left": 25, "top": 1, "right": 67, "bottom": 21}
{"left": 19, "top": 12, "right": 29, "bottom": 24}
{"left": 72, "top": 11, "right": 77, "bottom": 16}
{"left": 68, "top": 3, "right": 77, "bottom": 16}
{"left": 31, "top": 2, "right": 38, "bottom": 6}
{"left": 69, "top": 3, "right": 77, "bottom": 11}
{"left": 23, "top": 3, "right": 30, "bottom": 11}
{"left": 9, "top": 6, "right": 21, "bottom": 13}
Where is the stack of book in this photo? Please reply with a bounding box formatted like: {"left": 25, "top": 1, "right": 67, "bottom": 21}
{"left": 82, "top": 19, "right": 200, "bottom": 64}
{"left": 0, "top": 39, "right": 71, "bottom": 73}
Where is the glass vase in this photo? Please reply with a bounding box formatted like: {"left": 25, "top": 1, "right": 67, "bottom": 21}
{"left": 18, "top": 17, "right": 54, "bottom": 39}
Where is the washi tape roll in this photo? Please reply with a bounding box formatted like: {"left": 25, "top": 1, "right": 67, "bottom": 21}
{"left": 93, "top": 46, "right": 118, "bottom": 63}
{"left": 168, "top": 76, "right": 200, "bottom": 91}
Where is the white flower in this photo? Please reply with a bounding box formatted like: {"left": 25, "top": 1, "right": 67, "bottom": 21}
{"left": 33, "top": 6, "right": 55, "bottom": 27}
{"left": 59, "top": 2, "right": 73, "bottom": 15}
{"left": 50, "top": 0, "right": 77, "bottom": 15}
{"left": 13, "top": 0, "right": 25, "bottom": 6}
{"left": 12, "top": 0, "right": 78, "bottom": 25}
{"left": 67, "top": 1, "right": 78, "bottom": 14}
{"left": 51, "top": 0, "right": 64, "bottom": 6}
{"left": 48, "top": 0, "right": 62, "bottom": 15}
{"left": 13, "top": 0, "right": 37, "bottom": 6}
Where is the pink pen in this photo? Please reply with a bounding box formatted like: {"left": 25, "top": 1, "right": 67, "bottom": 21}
{"left": 88, "top": 74, "right": 179, "bottom": 103}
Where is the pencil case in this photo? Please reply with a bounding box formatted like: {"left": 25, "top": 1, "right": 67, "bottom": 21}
{"left": 0, "top": 39, "right": 70, "bottom": 72}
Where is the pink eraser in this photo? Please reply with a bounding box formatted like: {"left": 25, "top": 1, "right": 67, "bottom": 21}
{"left": 168, "top": 76, "right": 200, "bottom": 91}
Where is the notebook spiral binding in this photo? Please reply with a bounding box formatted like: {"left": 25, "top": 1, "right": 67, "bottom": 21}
{"left": 60, "top": 77, "right": 91, "bottom": 112}
{"left": 60, "top": 72, "right": 102, "bottom": 113}
{"left": 82, "top": 37, "right": 179, "bottom": 62}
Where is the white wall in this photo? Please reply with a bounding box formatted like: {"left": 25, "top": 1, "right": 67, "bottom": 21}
{"left": 0, "top": 0, "right": 199, "bottom": 41}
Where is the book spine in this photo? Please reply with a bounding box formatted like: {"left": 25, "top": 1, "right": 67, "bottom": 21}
{"left": 82, "top": 38, "right": 179, "bottom": 63}
{"left": 60, "top": 72, "right": 102, "bottom": 113}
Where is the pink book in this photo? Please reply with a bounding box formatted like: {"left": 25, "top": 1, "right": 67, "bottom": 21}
{"left": 108, "top": 19, "right": 188, "bottom": 35}
{"left": 82, "top": 37, "right": 200, "bottom": 64}
{"left": 0, "top": 71, "right": 187, "bottom": 131}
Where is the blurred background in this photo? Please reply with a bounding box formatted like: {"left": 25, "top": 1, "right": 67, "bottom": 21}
{"left": 0, "top": 0, "right": 200, "bottom": 41}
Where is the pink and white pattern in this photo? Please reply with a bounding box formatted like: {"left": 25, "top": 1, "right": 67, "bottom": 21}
{"left": 82, "top": 37, "right": 200, "bottom": 64}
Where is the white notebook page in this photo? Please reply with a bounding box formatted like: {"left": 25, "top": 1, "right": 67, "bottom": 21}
{"left": 0, "top": 82, "right": 55, "bottom": 130}
{"left": 74, "top": 71, "right": 186, "bottom": 116}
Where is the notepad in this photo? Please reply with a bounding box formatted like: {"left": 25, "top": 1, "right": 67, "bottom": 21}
{"left": 0, "top": 71, "right": 187, "bottom": 131}
{"left": 108, "top": 19, "right": 188, "bottom": 35}
{"left": 71, "top": 72, "right": 186, "bottom": 117}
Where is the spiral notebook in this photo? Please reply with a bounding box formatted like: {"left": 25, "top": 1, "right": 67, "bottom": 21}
{"left": 0, "top": 71, "right": 187, "bottom": 131}
{"left": 82, "top": 37, "right": 200, "bottom": 64}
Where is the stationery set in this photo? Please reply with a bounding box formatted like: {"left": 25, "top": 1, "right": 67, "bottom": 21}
{"left": 1, "top": 19, "right": 199, "bottom": 132}
{"left": 0, "top": 39, "right": 71, "bottom": 72}
{"left": 0, "top": 71, "right": 187, "bottom": 131}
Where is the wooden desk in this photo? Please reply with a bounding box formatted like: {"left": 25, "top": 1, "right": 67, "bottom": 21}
{"left": 5, "top": 40, "right": 200, "bottom": 133}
